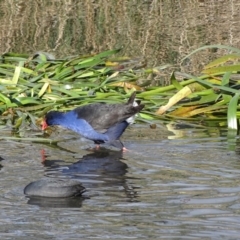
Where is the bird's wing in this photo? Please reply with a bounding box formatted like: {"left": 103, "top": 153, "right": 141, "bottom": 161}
{"left": 73, "top": 92, "right": 144, "bottom": 132}
{"left": 73, "top": 103, "right": 128, "bottom": 131}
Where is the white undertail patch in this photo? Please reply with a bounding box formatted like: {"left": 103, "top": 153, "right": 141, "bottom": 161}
{"left": 126, "top": 99, "right": 139, "bottom": 124}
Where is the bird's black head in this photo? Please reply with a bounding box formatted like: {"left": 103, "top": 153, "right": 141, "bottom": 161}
{"left": 41, "top": 111, "right": 64, "bottom": 130}
{"left": 46, "top": 111, "right": 65, "bottom": 125}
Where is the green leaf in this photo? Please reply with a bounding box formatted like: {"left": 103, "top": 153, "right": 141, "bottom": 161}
{"left": 15, "top": 97, "right": 41, "bottom": 105}
{"left": 227, "top": 93, "right": 239, "bottom": 130}
{"left": 0, "top": 93, "right": 12, "bottom": 107}
{"left": 12, "top": 65, "right": 22, "bottom": 84}
{"left": 204, "top": 54, "right": 240, "bottom": 69}
{"left": 38, "top": 82, "right": 50, "bottom": 97}
{"left": 202, "top": 65, "right": 240, "bottom": 75}
{"left": 94, "top": 49, "right": 121, "bottom": 58}
{"left": 182, "top": 73, "right": 240, "bottom": 94}
{"left": 139, "top": 112, "right": 155, "bottom": 120}
{"left": 171, "top": 72, "right": 182, "bottom": 90}
{"left": 182, "top": 44, "right": 240, "bottom": 62}
{"left": 51, "top": 86, "right": 80, "bottom": 97}
{"left": 221, "top": 72, "right": 231, "bottom": 86}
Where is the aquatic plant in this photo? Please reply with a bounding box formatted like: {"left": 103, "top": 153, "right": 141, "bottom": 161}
{"left": 0, "top": 45, "right": 240, "bottom": 138}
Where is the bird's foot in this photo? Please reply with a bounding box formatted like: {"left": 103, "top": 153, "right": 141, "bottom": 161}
{"left": 122, "top": 147, "right": 128, "bottom": 152}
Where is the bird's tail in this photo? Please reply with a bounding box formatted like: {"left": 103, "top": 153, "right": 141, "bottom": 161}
{"left": 127, "top": 91, "right": 137, "bottom": 105}
{"left": 126, "top": 91, "right": 144, "bottom": 124}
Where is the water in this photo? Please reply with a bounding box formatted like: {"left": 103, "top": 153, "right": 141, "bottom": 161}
{"left": 0, "top": 125, "right": 240, "bottom": 239}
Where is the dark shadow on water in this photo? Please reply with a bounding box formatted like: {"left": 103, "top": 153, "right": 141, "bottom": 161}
{"left": 27, "top": 196, "right": 86, "bottom": 208}
{"left": 0, "top": 156, "right": 4, "bottom": 171}
{"left": 26, "top": 149, "right": 139, "bottom": 208}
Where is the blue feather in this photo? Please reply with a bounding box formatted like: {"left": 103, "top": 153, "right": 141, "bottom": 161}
{"left": 47, "top": 110, "right": 129, "bottom": 143}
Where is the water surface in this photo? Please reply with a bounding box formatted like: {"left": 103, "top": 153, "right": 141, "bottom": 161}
{"left": 0, "top": 125, "right": 240, "bottom": 239}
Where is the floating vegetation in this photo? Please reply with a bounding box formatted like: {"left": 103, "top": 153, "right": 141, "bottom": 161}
{"left": 1, "top": 45, "right": 240, "bottom": 140}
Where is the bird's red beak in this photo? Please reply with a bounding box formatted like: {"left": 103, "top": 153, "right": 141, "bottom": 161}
{"left": 41, "top": 119, "right": 48, "bottom": 130}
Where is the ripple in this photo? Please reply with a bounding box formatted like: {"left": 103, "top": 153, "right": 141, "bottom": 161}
{"left": 0, "top": 126, "right": 240, "bottom": 238}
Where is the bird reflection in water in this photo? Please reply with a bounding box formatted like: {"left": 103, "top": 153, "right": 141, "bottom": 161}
{"left": 0, "top": 156, "right": 4, "bottom": 172}
{"left": 44, "top": 150, "right": 138, "bottom": 198}
{"left": 27, "top": 150, "right": 139, "bottom": 208}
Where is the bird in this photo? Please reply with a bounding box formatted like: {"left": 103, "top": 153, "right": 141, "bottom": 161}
{"left": 41, "top": 92, "right": 144, "bottom": 150}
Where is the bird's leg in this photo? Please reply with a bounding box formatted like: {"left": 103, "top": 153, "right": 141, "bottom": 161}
{"left": 107, "top": 139, "right": 129, "bottom": 152}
